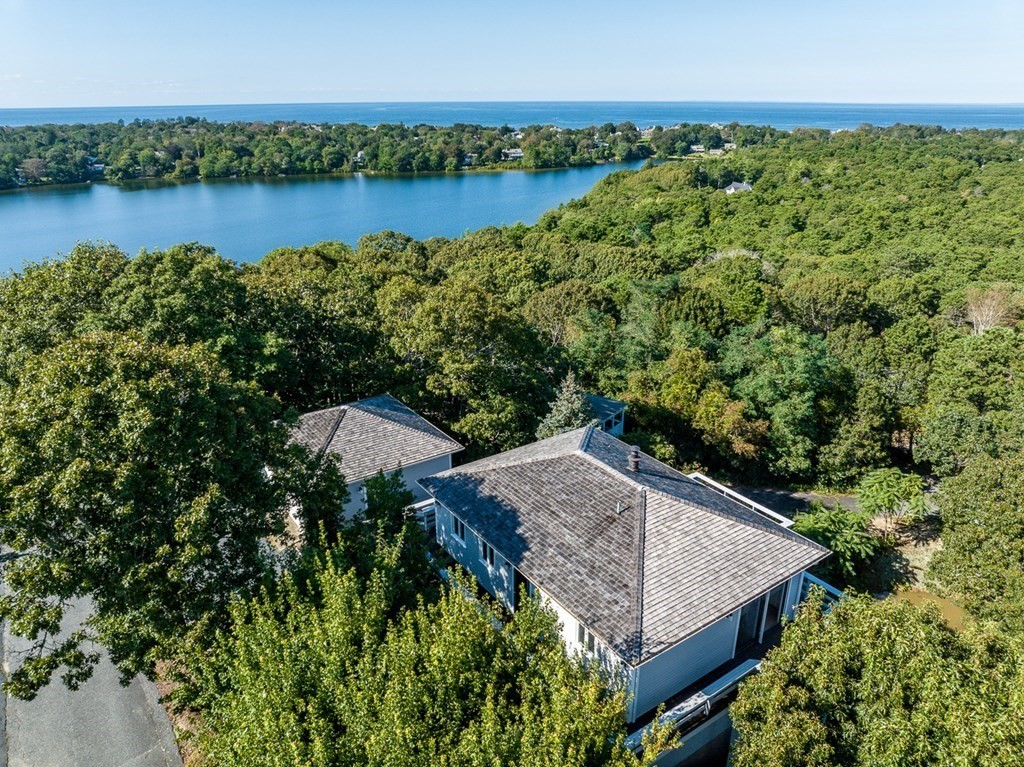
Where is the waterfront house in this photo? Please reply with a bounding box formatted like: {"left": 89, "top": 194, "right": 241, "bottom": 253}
{"left": 420, "top": 426, "right": 829, "bottom": 763}
{"left": 501, "top": 148, "right": 525, "bottom": 161}
{"left": 292, "top": 394, "right": 462, "bottom": 517}
{"left": 689, "top": 144, "right": 706, "bottom": 153}
{"left": 724, "top": 181, "right": 753, "bottom": 194}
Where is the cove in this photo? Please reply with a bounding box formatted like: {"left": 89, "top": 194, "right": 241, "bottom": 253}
{"left": 0, "top": 160, "right": 645, "bottom": 271}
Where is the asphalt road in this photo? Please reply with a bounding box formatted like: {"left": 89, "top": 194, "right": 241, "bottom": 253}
{"left": 0, "top": 591, "right": 182, "bottom": 767}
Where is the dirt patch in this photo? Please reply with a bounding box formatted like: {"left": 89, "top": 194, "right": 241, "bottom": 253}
{"left": 154, "top": 661, "right": 205, "bottom": 767}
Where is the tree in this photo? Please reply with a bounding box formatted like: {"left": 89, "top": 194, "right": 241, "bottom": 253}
{"left": 0, "top": 332, "right": 293, "bottom": 698}
{"left": 0, "top": 242, "right": 128, "bottom": 385}
{"left": 195, "top": 542, "right": 672, "bottom": 767}
{"left": 536, "top": 370, "right": 595, "bottom": 439}
{"left": 856, "top": 467, "right": 928, "bottom": 538}
{"left": 781, "top": 272, "right": 868, "bottom": 334}
{"left": 965, "top": 283, "right": 1020, "bottom": 335}
{"left": 792, "top": 502, "right": 879, "bottom": 584}
{"left": 731, "top": 595, "right": 1024, "bottom": 767}
{"left": 929, "top": 456, "right": 1024, "bottom": 635}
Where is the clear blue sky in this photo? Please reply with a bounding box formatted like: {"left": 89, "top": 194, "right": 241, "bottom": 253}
{"left": 0, "top": 0, "right": 1021, "bottom": 107}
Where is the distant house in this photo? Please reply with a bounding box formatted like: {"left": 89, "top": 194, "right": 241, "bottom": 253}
{"left": 421, "top": 427, "right": 830, "bottom": 763}
{"left": 723, "top": 142, "right": 737, "bottom": 150}
{"left": 640, "top": 126, "right": 656, "bottom": 138}
{"left": 291, "top": 394, "right": 463, "bottom": 517}
{"left": 501, "top": 148, "right": 525, "bottom": 161}
{"left": 355, "top": 150, "right": 366, "bottom": 164}
{"left": 586, "top": 392, "right": 626, "bottom": 436}
{"left": 724, "top": 181, "right": 753, "bottom": 194}
{"left": 689, "top": 144, "right": 706, "bottom": 153}
{"left": 708, "top": 148, "right": 725, "bottom": 157}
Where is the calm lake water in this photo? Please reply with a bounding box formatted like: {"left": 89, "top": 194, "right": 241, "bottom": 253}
{"left": 0, "top": 162, "right": 646, "bottom": 270}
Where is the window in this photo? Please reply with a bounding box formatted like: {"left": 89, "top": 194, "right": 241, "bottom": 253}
{"left": 481, "top": 540, "right": 497, "bottom": 569}
{"left": 451, "top": 515, "right": 466, "bottom": 543}
{"left": 577, "top": 623, "right": 598, "bottom": 653}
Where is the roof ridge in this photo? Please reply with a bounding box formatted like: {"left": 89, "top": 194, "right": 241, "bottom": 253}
{"left": 631, "top": 488, "right": 647, "bottom": 664}
{"left": 574, "top": 447, "right": 647, "bottom": 492}
{"left": 318, "top": 407, "right": 347, "bottom": 455}
{"left": 578, "top": 424, "right": 595, "bottom": 451}
{"left": 353, "top": 395, "right": 461, "bottom": 448}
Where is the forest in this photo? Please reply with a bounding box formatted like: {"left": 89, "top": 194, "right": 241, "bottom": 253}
{"left": 2, "top": 123, "right": 1024, "bottom": 764}
{"left": 0, "top": 117, "right": 665, "bottom": 187}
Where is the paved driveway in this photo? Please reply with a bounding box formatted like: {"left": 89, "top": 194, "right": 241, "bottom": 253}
{"left": 1, "top": 593, "right": 182, "bottom": 767}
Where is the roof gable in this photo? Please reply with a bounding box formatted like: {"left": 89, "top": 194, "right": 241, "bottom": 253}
{"left": 420, "top": 427, "right": 828, "bottom": 665}
{"left": 293, "top": 394, "right": 463, "bottom": 483}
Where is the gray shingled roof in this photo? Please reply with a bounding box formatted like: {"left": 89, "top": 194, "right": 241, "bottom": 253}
{"left": 585, "top": 392, "right": 626, "bottom": 422}
{"left": 292, "top": 394, "right": 463, "bottom": 483}
{"left": 420, "top": 427, "right": 828, "bottom": 666}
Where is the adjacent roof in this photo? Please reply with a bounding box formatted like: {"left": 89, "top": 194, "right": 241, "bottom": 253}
{"left": 420, "top": 427, "right": 828, "bottom": 666}
{"left": 293, "top": 394, "right": 463, "bottom": 483}
{"left": 724, "top": 181, "right": 753, "bottom": 193}
{"left": 585, "top": 392, "right": 626, "bottom": 423}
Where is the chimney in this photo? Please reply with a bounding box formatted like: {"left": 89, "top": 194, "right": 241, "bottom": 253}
{"left": 627, "top": 445, "right": 641, "bottom": 472}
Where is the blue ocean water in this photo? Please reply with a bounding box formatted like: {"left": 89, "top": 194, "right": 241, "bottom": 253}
{"left": 2, "top": 101, "right": 1024, "bottom": 130}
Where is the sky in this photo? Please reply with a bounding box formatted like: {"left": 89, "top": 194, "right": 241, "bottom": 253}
{"left": 0, "top": 0, "right": 1022, "bottom": 107}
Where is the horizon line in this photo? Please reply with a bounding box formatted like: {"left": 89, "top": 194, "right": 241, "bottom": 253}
{"left": 3, "top": 99, "right": 1024, "bottom": 111}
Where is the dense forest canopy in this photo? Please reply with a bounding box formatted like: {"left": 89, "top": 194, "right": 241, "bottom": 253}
{"left": 3, "top": 122, "right": 1024, "bottom": 764}
{"left": 0, "top": 117, "right": 790, "bottom": 188}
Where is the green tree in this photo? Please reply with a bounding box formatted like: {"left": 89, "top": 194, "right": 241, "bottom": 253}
{"left": 731, "top": 595, "right": 1024, "bottom": 767}
{"left": 929, "top": 456, "right": 1024, "bottom": 635}
{"left": 196, "top": 543, "right": 672, "bottom": 767}
{"left": 856, "top": 467, "right": 928, "bottom": 538}
{"left": 536, "top": 370, "right": 596, "bottom": 439}
{"left": 0, "top": 332, "right": 292, "bottom": 697}
{"left": 792, "top": 502, "right": 878, "bottom": 584}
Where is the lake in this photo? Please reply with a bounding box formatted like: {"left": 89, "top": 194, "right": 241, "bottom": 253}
{"left": 0, "top": 161, "right": 645, "bottom": 271}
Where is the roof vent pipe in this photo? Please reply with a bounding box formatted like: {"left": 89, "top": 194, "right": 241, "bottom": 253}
{"left": 627, "top": 445, "right": 641, "bottom": 472}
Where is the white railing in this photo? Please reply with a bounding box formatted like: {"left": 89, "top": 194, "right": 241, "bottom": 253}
{"left": 799, "top": 572, "right": 844, "bottom": 610}
{"left": 686, "top": 473, "right": 794, "bottom": 528}
{"left": 624, "top": 659, "right": 761, "bottom": 752}
{"left": 410, "top": 498, "right": 436, "bottom": 535}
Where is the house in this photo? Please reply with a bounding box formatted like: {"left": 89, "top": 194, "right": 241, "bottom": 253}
{"left": 723, "top": 142, "right": 737, "bottom": 150}
{"left": 291, "top": 394, "right": 463, "bottom": 517}
{"left": 689, "top": 144, "right": 706, "bottom": 153}
{"left": 586, "top": 392, "right": 626, "bottom": 436}
{"left": 724, "top": 181, "right": 753, "bottom": 194}
{"left": 501, "top": 148, "right": 525, "bottom": 161}
{"left": 708, "top": 148, "right": 725, "bottom": 157}
{"left": 420, "top": 427, "right": 829, "bottom": 762}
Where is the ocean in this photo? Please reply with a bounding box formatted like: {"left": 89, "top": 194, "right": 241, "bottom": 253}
{"left": 2, "top": 101, "right": 1024, "bottom": 130}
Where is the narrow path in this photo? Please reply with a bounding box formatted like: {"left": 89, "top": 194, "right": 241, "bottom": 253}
{"left": 0, "top": 586, "right": 181, "bottom": 767}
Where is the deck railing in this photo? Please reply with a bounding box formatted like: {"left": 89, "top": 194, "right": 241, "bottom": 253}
{"left": 686, "top": 472, "right": 794, "bottom": 528}
{"left": 624, "top": 659, "right": 762, "bottom": 752}
{"left": 799, "top": 571, "right": 844, "bottom": 610}
{"left": 410, "top": 498, "right": 436, "bottom": 535}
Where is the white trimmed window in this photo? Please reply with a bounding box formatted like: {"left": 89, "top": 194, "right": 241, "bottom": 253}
{"left": 577, "top": 624, "right": 600, "bottom": 653}
{"left": 481, "top": 540, "right": 497, "bottom": 569}
{"left": 452, "top": 515, "right": 466, "bottom": 542}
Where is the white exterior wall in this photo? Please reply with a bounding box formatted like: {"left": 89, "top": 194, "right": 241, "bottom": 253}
{"left": 343, "top": 453, "right": 454, "bottom": 518}
{"left": 783, "top": 572, "right": 805, "bottom": 620}
{"left": 435, "top": 501, "right": 516, "bottom": 609}
{"left": 627, "top": 611, "right": 740, "bottom": 722}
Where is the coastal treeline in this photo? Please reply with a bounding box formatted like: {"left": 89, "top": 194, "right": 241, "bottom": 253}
{"left": 3, "top": 123, "right": 1024, "bottom": 764}
{"left": 0, "top": 118, "right": 663, "bottom": 187}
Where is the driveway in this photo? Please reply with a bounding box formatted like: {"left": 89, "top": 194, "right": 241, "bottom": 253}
{"left": 1, "top": 592, "right": 182, "bottom": 767}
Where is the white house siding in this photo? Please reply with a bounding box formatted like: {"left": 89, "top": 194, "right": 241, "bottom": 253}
{"left": 783, "top": 572, "right": 804, "bottom": 619}
{"left": 627, "top": 610, "right": 740, "bottom": 722}
{"left": 343, "top": 454, "right": 454, "bottom": 517}
{"left": 435, "top": 501, "right": 515, "bottom": 608}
